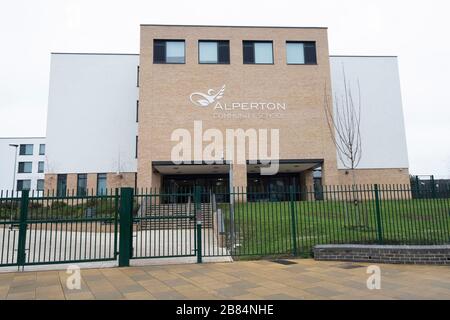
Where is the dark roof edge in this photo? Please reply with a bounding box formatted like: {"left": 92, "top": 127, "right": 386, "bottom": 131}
{"left": 140, "top": 24, "right": 328, "bottom": 29}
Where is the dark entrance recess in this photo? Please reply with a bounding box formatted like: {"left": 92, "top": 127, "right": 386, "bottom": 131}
{"left": 162, "top": 174, "right": 229, "bottom": 203}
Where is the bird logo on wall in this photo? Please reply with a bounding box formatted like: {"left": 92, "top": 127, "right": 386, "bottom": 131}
{"left": 189, "top": 85, "right": 226, "bottom": 107}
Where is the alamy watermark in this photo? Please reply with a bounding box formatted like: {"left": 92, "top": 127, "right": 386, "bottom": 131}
{"left": 171, "top": 120, "right": 280, "bottom": 175}
{"left": 66, "top": 265, "right": 82, "bottom": 290}
{"left": 366, "top": 265, "right": 381, "bottom": 290}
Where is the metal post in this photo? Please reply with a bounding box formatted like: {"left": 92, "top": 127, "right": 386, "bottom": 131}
{"left": 229, "top": 162, "right": 235, "bottom": 248}
{"left": 374, "top": 184, "right": 383, "bottom": 244}
{"left": 194, "top": 186, "right": 202, "bottom": 263}
{"left": 119, "top": 187, "right": 133, "bottom": 267}
{"left": 17, "top": 190, "right": 29, "bottom": 269}
{"left": 289, "top": 186, "right": 298, "bottom": 256}
{"left": 431, "top": 175, "right": 436, "bottom": 199}
{"left": 113, "top": 188, "right": 119, "bottom": 259}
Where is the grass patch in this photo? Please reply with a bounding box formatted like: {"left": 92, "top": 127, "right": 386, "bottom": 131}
{"left": 218, "top": 199, "right": 450, "bottom": 257}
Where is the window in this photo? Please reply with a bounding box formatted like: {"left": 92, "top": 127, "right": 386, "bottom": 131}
{"left": 37, "top": 179, "right": 45, "bottom": 191}
{"left": 136, "top": 66, "right": 140, "bottom": 87}
{"left": 19, "top": 144, "right": 33, "bottom": 155}
{"left": 97, "top": 173, "right": 107, "bottom": 195}
{"left": 39, "top": 144, "right": 46, "bottom": 155}
{"left": 38, "top": 161, "right": 44, "bottom": 173}
{"left": 57, "top": 174, "right": 67, "bottom": 197}
{"left": 286, "top": 41, "right": 317, "bottom": 64}
{"left": 77, "top": 174, "right": 87, "bottom": 196}
{"left": 199, "top": 41, "right": 230, "bottom": 64}
{"left": 136, "top": 100, "right": 139, "bottom": 122}
{"left": 154, "top": 40, "right": 185, "bottom": 64}
{"left": 135, "top": 136, "right": 138, "bottom": 159}
{"left": 243, "top": 41, "right": 273, "bottom": 64}
{"left": 17, "top": 180, "right": 31, "bottom": 191}
{"left": 18, "top": 162, "right": 32, "bottom": 173}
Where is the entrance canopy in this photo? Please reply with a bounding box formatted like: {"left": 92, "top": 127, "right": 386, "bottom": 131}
{"left": 152, "top": 159, "right": 323, "bottom": 176}
{"left": 153, "top": 161, "right": 229, "bottom": 175}
{"left": 246, "top": 159, "right": 323, "bottom": 175}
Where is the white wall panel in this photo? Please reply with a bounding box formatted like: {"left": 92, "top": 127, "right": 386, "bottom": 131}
{"left": 330, "top": 56, "right": 409, "bottom": 170}
{"left": 46, "top": 54, "right": 139, "bottom": 174}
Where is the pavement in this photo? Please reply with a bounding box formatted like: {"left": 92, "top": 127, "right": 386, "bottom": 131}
{"left": 0, "top": 259, "right": 449, "bottom": 300}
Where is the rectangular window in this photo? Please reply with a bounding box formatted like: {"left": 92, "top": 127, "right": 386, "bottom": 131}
{"left": 136, "top": 66, "right": 140, "bottom": 87}
{"left": 37, "top": 179, "right": 45, "bottom": 191}
{"left": 57, "top": 174, "right": 67, "bottom": 197}
{"left": 17, "top": 180, "right": 31, "bottom": 191}
{"left": 136, "top": 100, "right": 139, "bottom": 122}
{"left": 135, "top": 136, "right": 138, "bottom": 159}
{"left": 243, "top": 41, "right": 273, "bottom": 64}
{"left": 18, "top": 162, "right": 32, "bottom": 173}
{"left": 286, "top": 41, "right": 317, "bottom": 64}
{"left": 77, "top": 174, "right": 87, "bottom": 196}
{"left": 154, "top": 40, "right": 185, "bottom": 64}
{"left": 19, "top": 144, "right": 33, "bottom": 155}
{"left": 38, "top": 161, "right": 44, "bottom": 173}
{"left": 39, "top": 144, "right": 46, "bottom": 155}
{"left": 97, "top": 173, "right": 107, "bottom": 195}
{"left": 199, "top": 41, "right": 230, "bottom": 64}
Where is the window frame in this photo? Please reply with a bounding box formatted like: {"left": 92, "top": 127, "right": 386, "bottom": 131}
{"left": 136, "top": 100, "right": 139, "bottom": 122}
{"left": 97, "top": 173, "right": 107, "bottom": 195}
{"left": 243, "top": 41, "right": 274, "bottom": 65}
{"left": 19, "top": 144, "right": 33, "bottom": 156}
{"left": 198, "top": 40, "right": 230, "bottom": 65}
{"left": 286, "top": 41, "right": 317, "bottom": 65}
{"left": 37, "top": 161, "right": 44, "bottom": 173}
{"left": 17, "top": 179, "right": 31, "bottom": 191}
{"left": 77, "top": 174, "right": 88, "bottom": 196}
{"left": 39, "top": 144, "right": 46, "bottom": 155}
{"left": 153, "top": 39, "right": 186, "bottom": 64}
{"left": 18, "top": 161, "right": 32, "bottom": 174}
{"left": 36, "top": 179, "right": 45, "bottom": 191}
{"left": 57, "top": 174, "right": 67, "bottom": 197}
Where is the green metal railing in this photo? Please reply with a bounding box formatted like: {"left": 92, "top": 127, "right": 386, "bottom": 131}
{"left": 0, "top": 184, "right": 449, "bottom": 268}
{"left": 0, "top": 189, "right": 119, "bottom": 267}
{"left": 202, "top": 184, "right": 450, "bottom": 258}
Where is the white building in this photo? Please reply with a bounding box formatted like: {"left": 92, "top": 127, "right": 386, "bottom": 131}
{"left": 0, "top": 137, "right": 46, "bottom": 193}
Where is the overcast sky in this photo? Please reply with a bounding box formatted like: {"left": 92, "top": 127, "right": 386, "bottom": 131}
{"left": 0, "top": 0, "right": 449, "bottom": 178}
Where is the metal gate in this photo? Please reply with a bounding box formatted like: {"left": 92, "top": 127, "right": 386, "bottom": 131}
{"left": 131, "top": 189, "right": 200, "bottom": 260}
{"left": 0, "top": 190, "right": 119, "bottom": 268}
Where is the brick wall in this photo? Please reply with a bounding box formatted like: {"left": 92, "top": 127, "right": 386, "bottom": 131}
{"left": 314, "top": 244, "right": 450, "bottom": 265}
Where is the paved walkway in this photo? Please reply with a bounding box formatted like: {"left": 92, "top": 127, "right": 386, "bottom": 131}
{"left": 1, "top": 259, "right": 449, "bottom": 300}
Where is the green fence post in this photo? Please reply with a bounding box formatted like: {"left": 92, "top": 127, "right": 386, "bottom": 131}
{"left": 289, "top": 186, "right": 298, "bottom": 256}
{"left": 17, "top": 190, "right": 29, "bottom": 268}
{"left": 119, "top": 187, "right": 133, "bottom": 267}
{"left": 374, "top": 184, "right": 383, "bottom": 244}
{"left": 194, "top": 186, "right": 202, "bottom": 263}
{"left": 431, "top": 175, "right": 436, "bottom": 199}
{"left": 113, "top": 188, "right": 119, "bottom": 259}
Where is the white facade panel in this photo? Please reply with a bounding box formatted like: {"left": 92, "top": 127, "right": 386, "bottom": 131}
{"left": 330, "top": 56, "right": 409, "bottom": 170}
{"left": 0, "top": 137, "right": 46, "bottom": 192}
{"left": 46, "top": 53, "right": 139, "bottom": 174}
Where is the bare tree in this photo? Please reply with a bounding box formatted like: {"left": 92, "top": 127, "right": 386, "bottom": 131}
{"left": 324, "top": 66, "right": 366, "bottom": 226}
{"left": 324, "top": 66, "right": 362, "bottom": 187}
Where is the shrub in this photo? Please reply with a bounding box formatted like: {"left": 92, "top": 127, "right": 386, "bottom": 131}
{"left": 86, "top": 199, "right": 98, "bottom": 208}
{"left": 29, "top": 202, "right": 43, "bottom": 209}
{"left": 51, "top": 201, "right": 67, "bottom": 209}
{"left": 0, "top": 201, "right": 19, "bottom": 210}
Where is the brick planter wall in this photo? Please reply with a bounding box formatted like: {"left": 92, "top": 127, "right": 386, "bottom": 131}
{"left": 313, "top": 245, "right": 450, "bottom": 265}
